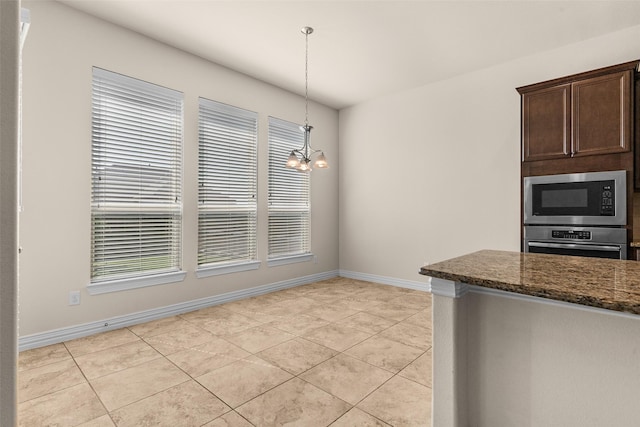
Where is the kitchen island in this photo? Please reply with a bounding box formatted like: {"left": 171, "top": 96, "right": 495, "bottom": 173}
{"left": 420, "top": 250, "right": 640, "bottom": 427}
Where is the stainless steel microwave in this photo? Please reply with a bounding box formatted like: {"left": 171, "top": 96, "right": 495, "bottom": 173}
{"left": 523, "top": 170, "right": 626, "bottom": 226}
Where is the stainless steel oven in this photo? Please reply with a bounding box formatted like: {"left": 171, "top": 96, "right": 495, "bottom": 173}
{"left": 524, "top": 226, "right": 627, "bottom": 260}
{"left": 523, "top": 170, "right": 626, "bottom": 226}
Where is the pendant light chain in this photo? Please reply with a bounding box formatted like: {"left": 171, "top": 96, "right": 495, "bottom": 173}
{"left": 304, "top": 27, "right": 309, "bottom": 128}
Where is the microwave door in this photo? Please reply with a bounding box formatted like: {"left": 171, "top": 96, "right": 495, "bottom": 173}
{"left": 533, "top": 181, "right": 606, "bottom": 217}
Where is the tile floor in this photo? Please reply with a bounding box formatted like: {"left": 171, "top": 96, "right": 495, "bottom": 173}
{"left": 17, "top": 278, "right": 432, "bottom": 426}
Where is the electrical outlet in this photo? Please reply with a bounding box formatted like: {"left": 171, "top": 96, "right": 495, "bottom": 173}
{"left": 313, "top": 255, "right": 318, "bottom": 264}
{"left": 69, "top": 291, "right": 80, "bottom": 306}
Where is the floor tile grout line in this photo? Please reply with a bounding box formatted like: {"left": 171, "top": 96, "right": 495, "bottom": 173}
{"left": 60, "top": 329, "right": 143, "bottom": 359}
{"left": 18, "top": 279, "right": 431, "bottom": 426}
{"left": 287, "top": 350, "right": 406, "bottom": 426}
{"left": 18, "top": 346, "right": 103, "bottom": 408}
{"left": 337, "top": 317, "right": 429, "bottom": 352}
{"left": 105, "top": 378, "right": 194, "bottom": 420}
{"left": 16, "top": 344, "right": 74, "bottom": 373}
{"left": 213, "top": 409, "right": 257, "bottom": 427}
{"left": 346, "top": 370, "right": 402, "bottom": 424}
{"left": 287, "top": 375, "right": 355, "bottom": 424}
{"left": 108, "top": 328, "right": 280, "bottom": 425}
{"left": 73, "top": 324, "right": 265, "bottom": 422}
{"left": 212, "top": 287, "right": 432, "bottom": 393}
{"left": 16, "top": 371, "right": 86, "bottom": 408}
{"left": 284, "top": 295, "right": 432, "bottom": 425}
{"left": 345, "top": 345, "right": 430, "bottom": 377}
{"left": 63, "top": 341, "right": 115, "bottom": 425}
{"left": 200, "top": 285, "right": 428, "bottom": 421}
{"left": 68, "top": 341, "right": 165, "bottom": 382}
{"left": 155, "top": 351, "right": 244, "bottom": 426}
{"left": 209, "top": 373, "right": 295, "bottom": 412}
{"left": 152, "top": 329, "right": 303, "bottom": 416}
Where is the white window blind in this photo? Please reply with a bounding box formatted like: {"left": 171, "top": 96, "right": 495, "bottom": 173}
{"left": 198, "top": 98, "right": 258, "bottom": 270}
{"left": 91, "top": 67, "right": 183, "bottom": 284}
{"left": 268, "top": 117, "right": 311, "bottom": 260}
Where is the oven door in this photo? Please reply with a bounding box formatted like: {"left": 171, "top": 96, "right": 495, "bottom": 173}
{"left": 526, "top": 241, "right": 624, "bottom": 259}
{"left": 524, "top": 225, "right": 627, "bottom": 260}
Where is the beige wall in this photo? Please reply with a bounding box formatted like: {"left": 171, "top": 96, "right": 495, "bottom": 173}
{"left": 338, "top": 24, "right": 640, "bottom": 282}
{"left": 18, "top": 1, "right": 339, "bottom": 337}
{"left": 18, "top": 1, "right": 640, "bottom": 340}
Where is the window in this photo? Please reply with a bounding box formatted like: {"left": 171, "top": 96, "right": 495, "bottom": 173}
{"left": 197, "top": 98, "right": 259, "bottom": 277}
{"left": 267, "top": 117, "right": 312, "bottom": 265}
{"left": 90, "top": 68, "right": 185, "bottom": 293}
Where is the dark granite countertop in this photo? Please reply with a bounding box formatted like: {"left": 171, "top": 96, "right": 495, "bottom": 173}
{"left": 420, "top": 250, "right": 640, "bottom": 315}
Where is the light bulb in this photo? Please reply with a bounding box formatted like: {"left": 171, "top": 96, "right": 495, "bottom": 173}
{"left": 286, "top": 151, "right": 300, "bottom": 168}
{"left": 313, "top": 152, "right": 328, "bottom": 169}
{"left": 297, "top": 159, "right": 312, "bottom": 172}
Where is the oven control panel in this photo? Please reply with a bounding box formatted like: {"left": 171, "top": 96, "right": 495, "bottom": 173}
{"left": 552, "top": 230, "right": 591, "bottom": 240}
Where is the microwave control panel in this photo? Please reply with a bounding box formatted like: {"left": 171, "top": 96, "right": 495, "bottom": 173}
{"left": 600, "top": 185, "right": 614, "bottom": 215}
{"left": 552, "top": 230, "right": 591, "bottom": 240}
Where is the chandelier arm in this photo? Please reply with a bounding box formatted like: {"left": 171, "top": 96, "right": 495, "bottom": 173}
{"left": 291, "top": 150, "right": 323, "bottom": 163}
{"left": 292, "top": 146, "right": 322, "bottom": 155}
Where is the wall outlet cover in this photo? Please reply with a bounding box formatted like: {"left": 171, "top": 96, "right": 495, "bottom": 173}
{"left": 69, "top": 291, "right": 80, "bottom": 306}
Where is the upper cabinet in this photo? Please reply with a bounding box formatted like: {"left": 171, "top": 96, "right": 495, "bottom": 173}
{"left": 518, "top": 61, "right": 638, "bottom": 163}
{"left": 572, "top": 71, "right": 631, "bottom": 157}
{"left": 521, "top": 84, "right": 570, "bottom": 161}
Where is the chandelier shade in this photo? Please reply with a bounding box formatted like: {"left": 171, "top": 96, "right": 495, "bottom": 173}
{"left": 285, "top": 26, "right": 328, "bottom": 172}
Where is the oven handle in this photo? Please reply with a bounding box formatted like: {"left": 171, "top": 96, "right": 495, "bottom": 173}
{"left": 528, "top": 242, "right": 621, "bottom": 252}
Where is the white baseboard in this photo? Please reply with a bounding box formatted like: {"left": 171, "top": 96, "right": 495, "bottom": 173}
{"left": 338, "top": 269, "right": 430, "bottom": 292}
{"left": 19, "top": 270, "right": 339, "bottom": 352}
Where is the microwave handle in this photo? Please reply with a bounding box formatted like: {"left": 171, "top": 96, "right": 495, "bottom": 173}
{"left": 528, "top": 242, "right": 621, "bottom": 252}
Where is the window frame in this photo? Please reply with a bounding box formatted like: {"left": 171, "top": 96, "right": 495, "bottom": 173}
{"left": 267, "top": 116, "right": 313, "bottom": 266}
{"left": 196, "top": 98, "right": 260, "bottom": 278}
{"left": 88, "top": 67, "right": 185, "bottom": 295}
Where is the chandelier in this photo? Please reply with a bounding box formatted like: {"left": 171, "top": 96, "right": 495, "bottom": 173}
{"left": 286, "top": 26, "right": 329, "bottom": 172}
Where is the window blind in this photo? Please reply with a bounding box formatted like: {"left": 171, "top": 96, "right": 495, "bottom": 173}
{"left": 198, "top": 98, "right": 258, "bottom": 267}
{"left": 91, "top": 67, "right": 183, "bottom": 282}
{"left": 268, "top": 117, "right": 311, "bottom": 259}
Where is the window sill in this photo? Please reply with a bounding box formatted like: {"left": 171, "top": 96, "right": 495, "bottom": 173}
{"left": 267, "top": 253, "right": 314, "bottom": 267}
{"left": 196, "top": 260, "right": 261, "bottom": 278}
{"left": 87, "top": 270, "right": 187, "bottom": 295}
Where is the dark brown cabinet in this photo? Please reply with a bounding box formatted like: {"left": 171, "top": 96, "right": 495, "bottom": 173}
{"left": 521, "top": 84, "right": 570, "bottom": 161}
{"left": 572, "top": 71, "right": 631, "bottom": 157}
{"left": 519, "top": 67, "right": 634, "bottom": 162}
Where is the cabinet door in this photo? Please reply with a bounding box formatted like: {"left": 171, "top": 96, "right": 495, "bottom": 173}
{"left": 572, "top": 71, "right": 631, "bottom": 157}
{"left": 522, "top": 84, "right": 570, "bottom": 162}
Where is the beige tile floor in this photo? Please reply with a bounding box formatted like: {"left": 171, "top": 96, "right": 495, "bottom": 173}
{"left": 17, "top": 278, "right": 432, "bottom": 426}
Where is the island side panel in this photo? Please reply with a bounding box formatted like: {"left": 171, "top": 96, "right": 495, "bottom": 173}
{"left": 466, "top": 290, "right": 640, "bottom": 426}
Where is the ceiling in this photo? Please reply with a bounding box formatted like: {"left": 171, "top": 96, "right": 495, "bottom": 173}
{"left": 57, "top": 0, "right": 640, "bottom": 110}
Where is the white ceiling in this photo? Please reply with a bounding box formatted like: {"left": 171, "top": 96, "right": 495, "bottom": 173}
{"left": 57, "top": 0, "right": 640, "bottom": 110}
